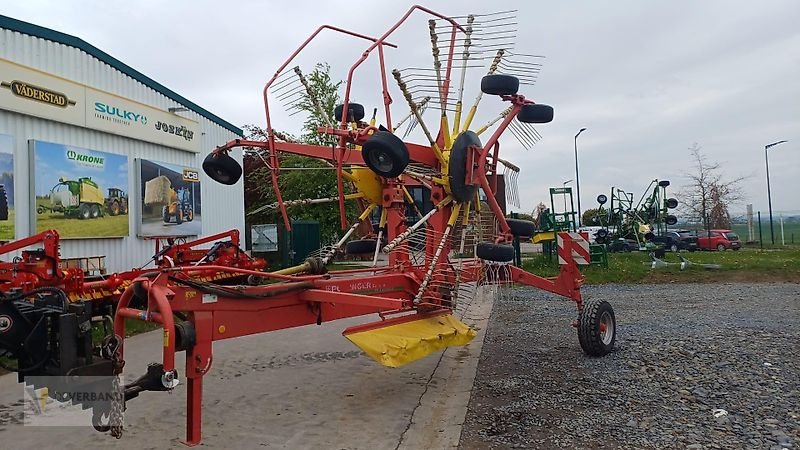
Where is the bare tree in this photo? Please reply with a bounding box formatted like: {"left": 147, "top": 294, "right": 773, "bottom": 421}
{"left": 677, "top": 143, "right": 746, "bottom": 230}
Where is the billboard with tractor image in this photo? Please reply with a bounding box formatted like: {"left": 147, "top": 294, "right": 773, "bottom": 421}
{"left": 0, "top": 134, "right": 14, "bottom": 241}
{"left": 31, "top": 140, "right": 129, "bottom": 238}
{"left": 137, "top": 158, "right": 201, "bottom": 237}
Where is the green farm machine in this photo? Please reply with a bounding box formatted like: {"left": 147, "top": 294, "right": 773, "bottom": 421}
{"left": 38, "top": 177, "right": 127, "bottom": 219}
{"left": 594, "top": 179, "right": 679, "bottom": 248}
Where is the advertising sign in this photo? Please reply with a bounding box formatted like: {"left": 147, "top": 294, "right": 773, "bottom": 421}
{"left": 31, "top": 140, "right": 129, "bottom": 238}
{"left": 137, "top": 159, "right": 201, "bottom": 237}
{"left": 0, "top": 58, "right": 200, "bottom": 152}
{"left": 0, "top": 134, "right": 15, "bottom": 241}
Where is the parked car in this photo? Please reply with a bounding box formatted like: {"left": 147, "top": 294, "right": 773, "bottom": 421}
{"left": 607, "top": 238, "right": 639, "bottom": 253}
{"left": 696, "top": 229, "right": 741, "bottom": 251}
{"left": 651, "top": 229, "right": 698, "bottom": 252}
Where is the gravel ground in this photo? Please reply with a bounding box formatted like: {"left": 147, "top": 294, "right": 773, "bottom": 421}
{"left": 459, "top": 283, "right": 800, "bottom": 450}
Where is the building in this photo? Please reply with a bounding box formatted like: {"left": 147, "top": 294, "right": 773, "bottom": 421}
{"left": 0, "top": 15, "right": 244, "bottom": 272}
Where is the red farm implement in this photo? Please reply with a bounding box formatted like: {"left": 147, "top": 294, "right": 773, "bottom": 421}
{"left": 0, "top": 5, "right": 616, "bottom": 446}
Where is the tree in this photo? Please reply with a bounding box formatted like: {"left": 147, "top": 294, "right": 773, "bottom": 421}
{"left": 243, "top": 63, "right": 356, "bottom": 244}
{"left": 581, "top": 207, "right": 607, "bottom": 226}
{"left": 677, "top": 143, "right": 745, "bottom": 230}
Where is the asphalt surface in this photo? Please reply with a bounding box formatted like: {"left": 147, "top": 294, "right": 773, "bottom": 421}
{"left": 459, "top": 282, "right": 800, "bottom": 450}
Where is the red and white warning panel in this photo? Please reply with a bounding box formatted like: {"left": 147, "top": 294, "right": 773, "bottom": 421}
{"left": 557, "top": 232, "right": 591, "bottom": 266}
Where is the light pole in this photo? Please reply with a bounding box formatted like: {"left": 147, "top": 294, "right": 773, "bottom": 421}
{"left": 574, "top": 128, "right": 587, "bottom": 227}
{"left": 765, "top": 140, "right": 787, "bottom": 245}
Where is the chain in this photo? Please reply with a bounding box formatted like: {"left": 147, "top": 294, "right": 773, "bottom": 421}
{"left": 102, "top": 335, "right": 125, "bottom": 439}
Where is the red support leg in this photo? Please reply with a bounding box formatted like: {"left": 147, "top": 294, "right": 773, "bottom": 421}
{"left": 182, "top": 311, "right": 213, "bottom": 447}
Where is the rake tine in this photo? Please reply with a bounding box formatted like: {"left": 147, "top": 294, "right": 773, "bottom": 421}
{"left": 513, "top": 119, "right": 541, "bottom": 145}
{"left": 519, "top": 122, "right": 543, "bottom": 141}
{"left": 507, "top": 121, "right": 533, "bottom": 149}
{"left": 393, "top": 68, "right": 445, "bottom": 163}
{"left": 274, "top": 84, "right": 305, "bottom": 101}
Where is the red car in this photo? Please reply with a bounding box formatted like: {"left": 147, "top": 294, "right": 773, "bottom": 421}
{"left": 696, "top": 229, "right": 741, "bottom": 251}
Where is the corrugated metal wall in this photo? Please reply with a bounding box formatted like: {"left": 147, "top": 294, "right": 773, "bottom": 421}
{"left": 0, "top": 28, "right": 244, "bottom": 272}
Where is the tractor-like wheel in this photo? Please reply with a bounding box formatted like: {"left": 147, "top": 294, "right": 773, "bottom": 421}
{"left": 517, "top": 103, "right": 554, "bottom": 124}
{"left": 187, "top": 209, "right": 194, "bottom": 222}
{"left": 162, "top": 206, "right": 170, "bottom": 223}
{"left": 506, "top": 218, "right": 536, "bottom": 238}
{"left": 334, "top": 103, "right": 365, "bottom": 122}
{"left": 480, "top": 74, "right": 519, "bottom": 96}
{"left": 203, "top": 152, "right": 242, "bottom": 185}
{"left": 346, "top": 239, "right": 378, "bottom": 255}
{"left": 476, "top": 242, "right": 515, "bottom": 262}
{"left": 176, "top": 209, "right": 183, "bottom": 225}
{"left": 666, "top": 215, "right": 678, "bottom": 226}
{"left": 90, "top": 204, "right": 101, "bottom": 218}
{"left": 0, "top": 185, "right": 8, "bottom": 221}
{"left": 362, "top": 131, "right": 409, "bottom": 178}
{"left": 449, "top": 131, "right": 480, "bottom": 202}
{"left": 578, "top": 299, "right": 616, "bottom": 356}
{"left": 597, "top": 194, "right": 608, "bottom": 205}
{"left": 666, "top": 198, "right": 679, "bottom": 209}
{"left": 79, "top": 203, "right": 91, "bottom": 220}
{"left": 109, "top": 201, "right": 120, "bottom": 216}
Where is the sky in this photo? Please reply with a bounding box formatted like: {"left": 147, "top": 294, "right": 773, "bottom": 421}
{"left": 33, "top": 141, "right": 128, "bottom": 197}
{"left": 4, "top": 0, "right": 798, "bottom": 217}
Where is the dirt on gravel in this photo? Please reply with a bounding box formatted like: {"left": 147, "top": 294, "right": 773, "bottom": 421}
{"left": 458, "top": 282, "right": 800, "bottom": 450}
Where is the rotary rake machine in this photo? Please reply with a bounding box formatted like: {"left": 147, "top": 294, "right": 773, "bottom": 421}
{"left": 5, "top": 6, "right": 616, "bottom": 446}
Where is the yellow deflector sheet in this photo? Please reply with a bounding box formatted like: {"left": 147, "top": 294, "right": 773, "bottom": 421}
{"left": 344, "top": 313, "right": 476, "bottom": 368}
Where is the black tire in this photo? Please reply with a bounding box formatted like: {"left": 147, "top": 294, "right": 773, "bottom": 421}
{"left": 666, "top": 198, "right": 678, "bottom": 209}
{"left": 732, "top": 247, "right": 740, "bottom": 251}
{"left": 36, "top": 206, "right": 44, "bottom": 214}
{"left": 596, "top": 194, "right": 608, "bottom": 205}
{"left": 517, "top": 103, "right": 554, "bottom": 124}
{"left": 666, "top": 215, "right": 678, "bottom": 226}
{"left": 187, "top": 209, "right": 194, "bottom": 222}
{"left": 670, "top": 243, "right": 678, "bottom": 252}
{"left": 162, "top": 206, "right": 170, "bottom": 223}
{"left": 334, "top": 103, "right": 365, "bottom": 122}
{"left": 346, "top": 239, "right": 378, "bottom": 255}
{"left": 90, "top": 204, "right": 101, "bottom": 218}
{"left": 203, "top": 152, "right": 242, "bottom": 185}
{"left": 622, "top": 244, "right": 633, "bottom": 253}
{"left": 595, "top": 236, "right": 607, "bottom": 244}
{"left": 578, "top": 299, "right": 616, "bottom": 357}
{"left": 596, "top": 229, "right": 609, "bottom": 239}
{"left": 448, "top": 131, "right": 481, "bottom": 202}
{"left": 362, "top": 131, "right": 409, "bottom": 178}
{"left": 109, "top": 201, "right": 120, "bottom": 216}
{"left": 480, "top": 74, "right": 519, "bottom": 96}
{"left": 176, "top": 209, "right": 183, "bottom": 225}
{"left": 120, "top": 199, "right": 128, "bottom": 214}
{"left": 717, "top": 244, "right": 725, "bottom": 252}
{"left": 506, "top": 218, "right": 536, "bottom": 238}
{"left": 79, "top": 203, "right": 91, "bottom": 220}
{"left": 476, "top": 242, "right": 515, "bottom": 262}
{"left": 658, "top": 180, "right": 671, "bottom": 188}
{"left": 0, "top": 185, "right": 8, "bottom": 221}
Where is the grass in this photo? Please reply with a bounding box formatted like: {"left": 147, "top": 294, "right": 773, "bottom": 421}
{"left": 36, "top": 212, "right": 129, "bottom": 237}
{"left": 522, "top": 248, "right": 800, "bottom": 284}
{"left": 0, "top": 209, "right": 15, "bottom": 241}
{"left": 731, "top": 222, "right": 800, "bottom": 246}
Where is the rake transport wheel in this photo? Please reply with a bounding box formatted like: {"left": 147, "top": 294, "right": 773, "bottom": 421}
{"left": 449, "top": 131, "right": 480, "bottom": 202}
{"left": 480, "top": 74, "right": 519, "bottom": 96}
{"left": 203, "top": 152, "right": 242, "bottom": 185}
{"left": 517, "top": 103, "right": 554, "bottom": 124}
{"left": 334, "top": 103, "right": 365, "bottom": 122}
{"left": 578, "top": 299, "right": 616, "bottom": 356}
{"left": 362, "top": 131, "right": 409, "bottom": 178}
{"left": 476, "top": 242, "right": 515, "bottom": 262}
{"left": 506, "top": 218, "right": 536, "bottom": 238}
{"left": 346, "top": 239, "right": 378, "bottom": 255}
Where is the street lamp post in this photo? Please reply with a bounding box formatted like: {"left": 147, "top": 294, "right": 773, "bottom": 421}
{"left": 765, "top": 140, "right": 787, "bottom": 245}
{"left": 574, "top": 128, "right": 587, "bottom": 227}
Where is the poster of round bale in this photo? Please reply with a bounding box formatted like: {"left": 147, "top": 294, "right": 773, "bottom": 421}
{"left": 31, "top": 140, "right": 129, "bottom": 238}
{"left": 137, "top": 158, "right": 201, "bottom": 237}
{"left": 0, "top": 134, "right": 14, "bottom": 241}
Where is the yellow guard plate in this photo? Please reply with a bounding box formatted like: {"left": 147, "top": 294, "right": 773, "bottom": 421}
{"left": 344, "top": 313, "right": 476, "bottom": 368}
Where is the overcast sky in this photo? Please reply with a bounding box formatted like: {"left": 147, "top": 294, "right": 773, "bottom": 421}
{"left": 5, "top": 0, "right": 799, "bottom": 217}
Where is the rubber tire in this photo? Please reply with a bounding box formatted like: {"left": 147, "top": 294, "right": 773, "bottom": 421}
{"left": 476, "top": 242, "right": 515, "bottom": 262}
{"left": 90, "top": 204, "right": 101, "bottom": 218}
{"left": 480, "top": 74, "right": 519, "bottom": 96}
{"left": 121, "top": 199, "right": 128, "bottom": 214}
{"left": 732, "top": 247, "right": 740, "bottom": 251}
{"left": 658, "top": 180, "right": 671, "bottom": 188}
{"left": 595, "top": 236, "right": 607, "bottom": 245}
{"left": 717, "top": 244, "right": 725, "bottom": 251}
{"left": 506, "top": 218, "right": 536, "bottom": 238}
{"left": 449, "top": 131, "right": 481, "bottom": 202}
{"left": 666, "top": 198, "right": 679, "bottom": 209}
{"left": 578, "top": 299, "right": 616, "bottom": 357}
{"left": 162, "top": 206, "right": 170, "bottom": 223}
{"left": 666, "top": 215, "right": 678, "bottom": 225}
{"left": 334, "top": 103, "right": 365, "bottom": 122}
{"left": 597, "top": 194, "right": 608, "bottom": 205}
{"left": 670, "top": 244, "right": 678, "bottom": 252}
{"left": 346, "top": 239, "right": 378, "bottom": 255}
{"left": 622, "top": 244, "right": 633, "bottom": 253}
{"left": 109, "top": 201, "right": 120, "bottom": 216}
{"left": 203, "top": 152, "right": 242, "bottom": 185}
{"left": 362, "top": 131, "right": 409, "bottom": 178}
{"left": 176, "top": 209, "right": 183, "bottom": 225}
{"left": 187, "top": 209, "right": 194, "bottom": 222}
{"left": 517, "top": 103, "right": 554, "bottom": 124}
{"left": 0, "top": 186, "right": 8, "bottom": 220}
{"left": 79, "top": 203, "right": 91, "bottom": 220}
{"left": 596, "top": 229, "right": 609, "bottom": 239}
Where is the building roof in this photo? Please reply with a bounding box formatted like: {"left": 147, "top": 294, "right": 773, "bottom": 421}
{"left": 0, "top": 14, "right": 243, "bottom": 136}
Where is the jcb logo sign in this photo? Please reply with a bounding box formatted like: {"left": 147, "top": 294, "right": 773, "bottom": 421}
{"left": 183, "top": 169, "right": 200, "bottom": 183}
